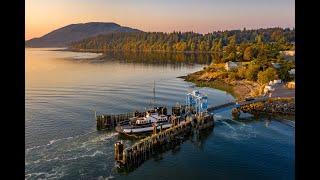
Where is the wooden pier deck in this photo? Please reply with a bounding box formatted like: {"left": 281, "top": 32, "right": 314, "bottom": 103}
{"left": 207, "top": 96, "right": 269, "bottom": 113}
{"left": 207, "top": 102, "right": 236, "bottom": 112}
{"left": 96, "top": 96, "right": 270, "bottom": 130}
{"left": 114, "top": 114, "right": 214, "bottom": 170}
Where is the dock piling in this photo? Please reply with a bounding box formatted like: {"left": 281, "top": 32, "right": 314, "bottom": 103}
{"left": 96, "top": 112, "right": 135, "bottom": 130}
{"left": 115, "top": 113, "right": 214, "bottom": 170}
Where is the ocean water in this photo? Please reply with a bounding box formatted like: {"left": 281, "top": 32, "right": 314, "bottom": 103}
{"left": 25, "top": 48, "right": 294, "bottom": 180}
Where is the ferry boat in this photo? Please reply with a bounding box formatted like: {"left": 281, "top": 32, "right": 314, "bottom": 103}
{"left": 115, "top": 106, "right": 180, "bottom": 134}
{"left": 115, "top": 90, "right": 210, "bottom": 135}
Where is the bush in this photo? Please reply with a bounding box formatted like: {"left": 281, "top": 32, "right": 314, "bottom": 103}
{"left": 228, "top": 72, "right": 240, "bottom": 80}
{"left": 245, "top": 64, "right": 261, "bottom": 81}
{"left": 237, "top": 67, "right": 247, "bottom": 79}
{"left": 277, "top": 60, "right": 295, "bottom": 81}
{"left": 257, "top": 67, "right": 278, "bottom": 84}
{"left": 218, "top": 72, "right": 229, "bottom": 79}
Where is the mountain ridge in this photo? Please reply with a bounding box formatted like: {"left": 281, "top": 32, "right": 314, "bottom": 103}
{"left": 25, "top": 22, "right": 141, "bottom": 47}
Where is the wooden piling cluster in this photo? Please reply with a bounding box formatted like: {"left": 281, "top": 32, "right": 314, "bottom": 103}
{"left": 114, "top": 114, "right": 214, "bottom": 169}
{"left": 194, "top": 114, "right": 214, "bottom": 130}
{"left": 96, "top": 112, "right": 135, "bottom": 130}
{"left": 231, "top": 108, "right": 241, "bottom": 119}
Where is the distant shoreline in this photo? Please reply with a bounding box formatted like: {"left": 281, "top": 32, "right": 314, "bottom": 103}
{"left": 25, "top": 47, "right": 225, "bottom": 55}
{"left": 51, "top": 48, "right": 224, "bottom": 54}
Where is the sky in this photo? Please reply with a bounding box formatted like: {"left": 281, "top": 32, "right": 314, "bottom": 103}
{"left": 25, "top": 0, "right": 295, "bottom": 40}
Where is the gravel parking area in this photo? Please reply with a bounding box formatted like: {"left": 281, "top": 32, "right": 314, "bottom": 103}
{"left": 269, "top": 83, "right": 295, "bottom": 98}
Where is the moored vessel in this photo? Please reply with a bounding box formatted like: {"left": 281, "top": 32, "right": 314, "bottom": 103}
{"left": 115, "top": 89, "right": 211, "bottom": 135}
{"left": 115, "top": 106, "right": 174, "bottom": 134}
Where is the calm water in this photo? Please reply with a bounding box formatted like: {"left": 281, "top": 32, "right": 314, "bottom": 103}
{"left": 25, "top": 48, "right": 294, "bottom": 180}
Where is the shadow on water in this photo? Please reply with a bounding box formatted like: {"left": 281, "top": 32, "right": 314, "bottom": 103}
{"left": 117, "top": 132, "right": 152, "bottom": 141}
{"left": 189, "top": 127, "right": 214, "bottom": 151}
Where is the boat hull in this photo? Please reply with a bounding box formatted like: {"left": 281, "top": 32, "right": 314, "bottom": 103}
{"left": 116, "top": 122, "right": 172, "bottom": 134}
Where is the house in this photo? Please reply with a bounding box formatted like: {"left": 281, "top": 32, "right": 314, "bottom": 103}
{"left": 225, "top": 61, "right": 240, "bottom": 71}
{"left": 288, "top": 68, "right": 295, "bottom": 76}
{"left": 268, "top": 79, "right": 282, "bottom": 86}
{"left": 287, "top": 81, "right": 295, "bottom": 89}
{"left": 268, "top": 81, "right": 274, "bottom": 86}
{"left": 264, "top": 85, "right": 275, "bottom": 94}
{"left": 273, "top": 79, "right": 282, "bottom": 84}
{"left": 280, "top": 50, "right": 295, "bottom": 61}
{"left": 271, "top": 62, "right": 281, "bottom": 69}
{"left": 280, "top": 50, "right": 295, "bottom": 57}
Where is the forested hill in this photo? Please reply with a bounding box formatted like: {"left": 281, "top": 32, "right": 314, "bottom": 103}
{"left": 25, "top": 22, "right": 141, "bottom": 47}
{"left": 70, "top": 28, "right": 295, "bottom": 57}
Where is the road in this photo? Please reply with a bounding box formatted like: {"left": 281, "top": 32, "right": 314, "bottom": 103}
{"left": 269, "top": 83, "right": 295, "bottom": 98}
{"left": 208, "top": 83, "right": 295, "bottom": 112}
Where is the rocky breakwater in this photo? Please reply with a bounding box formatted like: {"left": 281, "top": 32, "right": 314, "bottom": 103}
{"left": 240, "top": 98, "right": 295, "bottom": 115}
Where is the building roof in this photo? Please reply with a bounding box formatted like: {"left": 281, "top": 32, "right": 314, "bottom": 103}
{"left": 271, "top": 62, "right": 281, "bottom": 69}
{"left": 288, "top": 68, "right": 295, "bottom": 75}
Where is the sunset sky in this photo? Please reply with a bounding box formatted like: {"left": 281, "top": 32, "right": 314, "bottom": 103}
{"left": 26, "top": 0, "right": 295, "bottom": 40}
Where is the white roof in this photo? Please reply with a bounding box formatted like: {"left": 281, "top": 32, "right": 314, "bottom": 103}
{"left": 289, "top": 69, "right": 295, "bottom": 75}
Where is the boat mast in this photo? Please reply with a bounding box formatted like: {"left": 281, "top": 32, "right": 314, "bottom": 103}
{"left": 153, "top": 80, "right": 156, "bottom": 107}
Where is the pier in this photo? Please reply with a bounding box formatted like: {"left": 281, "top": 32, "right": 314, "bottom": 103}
{"left": 114, "top": 114, "right": 214, "bottom": 170}
{"left": 96, "top": 97, "right": 269, "bottom": 130}
{"left": 109, "top": 92, "right": 271, "bottom": 171}
{"left": 207, "top": 102, "right": 236, "bottom": 112}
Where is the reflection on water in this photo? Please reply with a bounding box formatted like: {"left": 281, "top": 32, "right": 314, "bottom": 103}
{"left": 189, "top": 127, "right": 214, "bottom": 151}
{"left": 96, "top": 51, "right": 213, "bottom": 66}
{"left": 25, "top": 48, "right": 294, "bottom": 180}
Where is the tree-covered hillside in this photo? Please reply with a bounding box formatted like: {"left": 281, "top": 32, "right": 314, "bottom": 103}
{"left": 70, "top": 27, "right": 294, "bottom": 63}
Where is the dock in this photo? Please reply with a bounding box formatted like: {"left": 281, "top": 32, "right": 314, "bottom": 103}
{"left": 207, "top": 102, "right": 235, "bottom": 112}
{"left": 96, "top": 97, "right": 269, "bottom": 130}
{"left": 114, "top": 114, "right": 214, "bottom": 170}
{"left": 107, "top": 90, "right": 272, "bottom": 171}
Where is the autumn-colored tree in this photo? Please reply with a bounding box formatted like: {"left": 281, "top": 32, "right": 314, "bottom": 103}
{"left": 237, "top": 66, "right": 247, "bottom": 79}
{"left": 245, "top": 63, "right": 261, "bottom": 81}
{"left": 257, "top": 67, "right": 278, "bottom": 84}
{"left": 243, "top": 46, "right": 254, "bottom": 61}
{"left": 70, "top": 28, "right": 295, "bottom": 55}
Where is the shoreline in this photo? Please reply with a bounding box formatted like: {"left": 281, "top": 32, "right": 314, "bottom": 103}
{"left": 180, "top": 70, "right": 263, "bottom": 100}
{"left": 240, "top": 98, "right": 295, "bottom": 116}
{"left": 28, "top": 47, "right": 295, "bottom": 116}
{"left": 180, "top": 67, "right": 295, "bottom": 116}
{"left": 28, "top": 47, "right": 224, "bottom": 54}
{"left": 181, "top": 77, "right": 237, "bottom": 98}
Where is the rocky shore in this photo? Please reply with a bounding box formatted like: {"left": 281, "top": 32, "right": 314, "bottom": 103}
{"left": 182, "top": 69, "right": 263, "bottom": 100}
{"left": 240, "top": 98, "right": 295, "bottom": 115}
